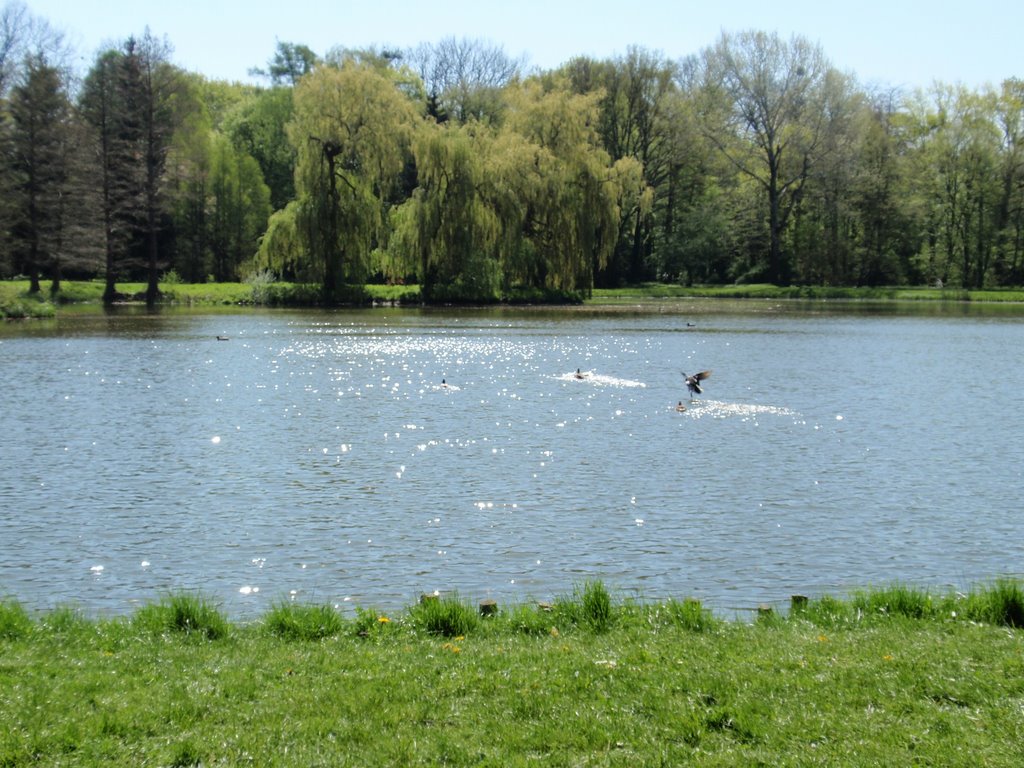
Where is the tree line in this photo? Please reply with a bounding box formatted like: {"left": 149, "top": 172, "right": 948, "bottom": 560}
{"left": 1, "top": 2, "right": 1022, "bottom": 305}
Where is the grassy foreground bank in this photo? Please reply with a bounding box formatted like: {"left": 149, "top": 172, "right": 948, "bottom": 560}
{"left": 2, "top": 581, "right": 1023, "bottom": 766}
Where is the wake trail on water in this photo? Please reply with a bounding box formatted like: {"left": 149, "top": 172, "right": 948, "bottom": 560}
{"left": 555, "top": 371, "right": 647, "bottom": 388}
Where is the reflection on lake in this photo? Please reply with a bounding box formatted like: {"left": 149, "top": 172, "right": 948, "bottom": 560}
{"left": 1, "top": 302, "right": 1022, "bottom": 619}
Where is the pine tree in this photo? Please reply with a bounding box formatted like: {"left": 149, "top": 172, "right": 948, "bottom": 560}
{"left": 7, "top": 52, "right": 69, "bottom": 293}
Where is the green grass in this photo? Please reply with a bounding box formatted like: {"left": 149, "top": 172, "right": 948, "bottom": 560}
{"left": 263, "top": 600, "right": 345, "bottom": 641}
{"left": 408, "top": 592, "right": 481, "bottom": 638}
{"left": 2, "top": 581, "right": 1024, "bottom": 765}
{"left": 7, "top": 279, "right": 1024, "bottom": 318}
{"left": 132, "top": 593, "right": 231, "bottom": 640}
{"left": 590, "top": 282, "right": 1024, "bottom": 303}
{"left": 0, "top": 600, "right": 33, "bottom": 639}
{"left": 552, "top": 579, "right": 616, "bottom": 633}
{"left": 0, "top": 282, "right": 58, "bottom": 318}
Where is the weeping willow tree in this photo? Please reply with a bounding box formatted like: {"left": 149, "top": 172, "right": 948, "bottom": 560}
{"left": 389, "top": 121, "right": 508, "bottom": 301}
{"left": 263, "top": 60, "right": 420, "bottom": 300}
{"left": 502, "top": 78, "right": 648, "bottom": 295}
{"left": 390, "top": 77, "right": 646, "bottom": 300}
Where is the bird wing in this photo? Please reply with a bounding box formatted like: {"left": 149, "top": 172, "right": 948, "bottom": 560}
{"left": 694, "top": 370, "right": 712, "bottom": 381}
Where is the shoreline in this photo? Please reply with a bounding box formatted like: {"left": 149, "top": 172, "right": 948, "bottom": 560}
{"left": 5, "top": 279, "right": 1024, "bottom": 320}
{"left": 3, "top": 578, "right": 1022, "bottom": 628}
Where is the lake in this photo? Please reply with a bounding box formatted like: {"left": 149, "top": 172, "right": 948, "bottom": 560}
{"left": 1, "top": 300, "right": 1022, "bottom": 620}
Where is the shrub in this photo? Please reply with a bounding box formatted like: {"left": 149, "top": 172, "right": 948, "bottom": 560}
{"left": 259, "top": 282, "right": 325, "bottom": 306}
{"left": 264, "top": 602, "right": 343, "bottom": 640}
{"left": 502, "top": 286, "right": 585, "bottom": 305}
{"left": 408, "top": 594, "right": 478, "bottom": 638}
{"left": 133, "top": 594, "right": 230, "bottom": 640}
{"left": 1, "top": 297, "right": 55, "bottom": 319}
{"left": 244, "top": 269, "right": 277, "bottom": 305}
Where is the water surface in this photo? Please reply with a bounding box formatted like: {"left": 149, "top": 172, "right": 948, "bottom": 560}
{"left": 1, "top": 302, "right": 1022, "bottom": 619}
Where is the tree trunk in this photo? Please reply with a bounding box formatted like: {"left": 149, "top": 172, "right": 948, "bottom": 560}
{"left": 145, "top": 223, "right": 160, "bottom": 307}
{"left": 768, "top": 172, "right": 782, "bottom": 284}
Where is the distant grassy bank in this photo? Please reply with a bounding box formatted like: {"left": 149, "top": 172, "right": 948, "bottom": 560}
{"left": 2, "top": 581, "right": 1023, "bottom": 766}
{"left": 4, "top": 279, "right": 1024, "bottom": 319}
{"left": 592, "top": 282, "right": 1024, "bottom": 303}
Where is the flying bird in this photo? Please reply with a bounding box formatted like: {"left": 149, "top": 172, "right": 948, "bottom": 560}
{"left": 682, "top": 370, "right": 712, "bottom": 399}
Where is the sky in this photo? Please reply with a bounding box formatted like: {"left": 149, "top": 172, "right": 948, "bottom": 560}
{"left": 22, "top": 0, "right": 1022, "bottom": 92}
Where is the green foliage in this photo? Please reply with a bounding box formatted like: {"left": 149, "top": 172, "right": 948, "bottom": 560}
{"left": 222, "top": 85, "right": 296, "bottom": 210}
{"left": 365, "top": 283, "right": 421, "bottom": 304}
{"left": 506, "top": 603, "right": 557, "bottom": 636}
{"left": 407, "top": 594, "right": 479, "bottom": 638}
{"left": 502, "top": 286, "right": 585, "bottom": 304}
{"left": 48, "top": 282, "right": 108, "bottom": 302}
{"left": 6, "top": 54, "right": 73, "bottom": 290}
{"left": 289, "top": 61, "right": 420, "bottom": 299}
{"left": 661, "top": 598, "right": 720, "bottom": 632}
{"left": 261, "top": 282, "right": 326, "bottom": 306}
{"left": 850, "top": 584, "right": 936, "bottom": 620}
{"left": 800, "top": 594, "right": 856, "bottom": 628}
{"left": 264, "top": 601, "right": 344, "bottom": 640}
{"left": 7, "top": 31, "right": 1024, "bottom": 305}
{"left": 961, "top": 578, "right": 1024, "bottom": 627}
{"left": 132, "top": 594, "right": 229, "bottom": 640}
{"left": 579, "top": 579, "right": 614, "bottom": 631}
{"left": 158, "top": 281, "right": 254, "bottom": 305}
{"left": 38, "top": 606, "right": 90, "bottom": 636}
{"left": 207, "top": 134, "right": 273, "bottom": 282}
{"left": 244, "top": 268, "right": 277, "bottom": 304}
{"left": 168, "top": 740, "right": 204, "bottom": 768}
{"left": 0, "top": 600, "right": 33, "bottom": 639}
{"left": 555, "top": 579, "right": 615, "bottom": 633}
{"left": 0, "top": 296, "right": 56, "bottom": 318}
{"left": 351, "top": 606, "right": 400, "bottom": 638}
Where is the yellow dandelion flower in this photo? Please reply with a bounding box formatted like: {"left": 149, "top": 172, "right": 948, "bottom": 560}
{"left": 817, "top": 634, "right": 828, "bottom": 642}
{"left": 883, "top": 654, "right": 894, "bottom": 661}
{"left": 378, "top": 616, "right": 391, "bottom": 623}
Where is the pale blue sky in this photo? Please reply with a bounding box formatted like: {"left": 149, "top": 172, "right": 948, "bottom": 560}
{"left": 24, "top": 0, "right": 1020, "bottom": 91}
